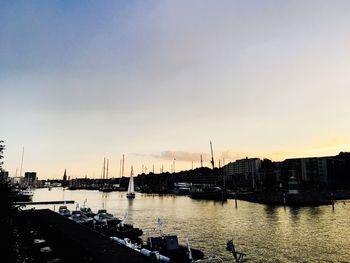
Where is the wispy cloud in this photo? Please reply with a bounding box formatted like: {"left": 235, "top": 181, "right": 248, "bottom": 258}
{"left": 152, "top": 151, "right": 210, "bottom": 162}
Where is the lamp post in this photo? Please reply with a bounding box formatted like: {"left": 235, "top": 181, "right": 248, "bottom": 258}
{"left": 173, "top": 158, "right": 176, "bottom": 173}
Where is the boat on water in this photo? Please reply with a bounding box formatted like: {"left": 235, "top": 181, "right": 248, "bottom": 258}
{"left": 99, "top": 184, "right": 115, "bottom": 192}
{"left": 80, "top": 207, "right": 96, "bottom": 218}
{"left": 69, "top": 211, "right": 94, "bottom": 227}
{"left": 12, "top": 186, "right": 34, "bottom": 201}
{"left": 93, "top": 209, "right": 121, "bottom": 228}
{"left": 58, "top": 205, "right": 71, "bottom": 217}
{"left": 189, "top": 186, "right": 227, "bottom": 201}
{"left": 126, "top": 166, "right": 135, "bottom": 199}
{"left": 18, "top": 188, "right": 34, "bottom": 201}
{"left": 143, "top": 220, "right": 204, "bottom": 263}
{"left": 110, "top": 235, "right": 204, "bottom": 263}
{"left": 79, "top": 207, "right": 143, "bottom": 239}
{"left": 145, "top": 234, "right": 204, "bottom": 262}
{"left": 111, "top": 237, "right": 171, "bottom": 262}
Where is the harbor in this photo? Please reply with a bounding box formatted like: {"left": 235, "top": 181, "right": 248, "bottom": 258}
{"left": 2, "top": 1, "right": 350, "bottom": 262}
{"left": 22, "top": 187, "right": 350, "bottom": 262}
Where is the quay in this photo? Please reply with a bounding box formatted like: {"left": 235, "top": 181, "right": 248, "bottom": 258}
{"left": 18, "top": 209, "right": 150, "bottom": 263}
{"left": 15, "top": 200, "right": 75, "bottom": 205}
{"left": 232, "top": 191, "right": 334, "bottom": 207}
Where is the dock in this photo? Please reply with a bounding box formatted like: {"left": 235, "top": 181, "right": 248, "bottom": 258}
{"left": 18, "top": 209, "right": 150, "bottom": 263}
{"left": 15, "top": 200, "right": 75, "bottom": 205}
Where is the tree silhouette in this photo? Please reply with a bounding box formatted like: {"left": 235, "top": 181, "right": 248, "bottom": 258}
{"left": 0, "top": 140, "right": 4, "bottom": 171}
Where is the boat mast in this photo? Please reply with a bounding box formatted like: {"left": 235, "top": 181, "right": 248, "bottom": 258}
{"left": 122, "top": 154, "right": 125, "bottom": 177}
{"left": 20, "top": 146, "right": 24, "bottom": 177}
{"left": 119, "top": 159, "right": 122, "bottom": 177}
{"left": 106, "top": 159, "right": 109, "bottom": 180}
{"left": 210, "top": 141, "right": 215, "bottom": 169}
{"left": 103, "top": 157, "right": 106, "bottom": 180}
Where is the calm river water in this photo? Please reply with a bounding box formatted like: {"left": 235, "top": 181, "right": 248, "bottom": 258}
{"left": 30, "top": 188, "right": 350, "bottom": 262}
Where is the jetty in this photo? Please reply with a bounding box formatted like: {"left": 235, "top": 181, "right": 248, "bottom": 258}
{"left": 17, "top": 209, "right": 150, "bottom": 263}
{"left": 15, "top": 200, "right": 75, "bottom": 205}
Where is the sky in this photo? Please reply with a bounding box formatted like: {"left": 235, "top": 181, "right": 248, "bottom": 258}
{"left": 1, "top": 0, "right": 350, "bottom": 179}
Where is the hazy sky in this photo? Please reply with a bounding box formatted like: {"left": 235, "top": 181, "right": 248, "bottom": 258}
{"left": 1, "top": 1, "right": 350, "bottom": 179}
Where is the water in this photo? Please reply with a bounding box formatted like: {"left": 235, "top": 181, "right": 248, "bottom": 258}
{"left": 30, "top": 188, "right": 350, "bottom": 262}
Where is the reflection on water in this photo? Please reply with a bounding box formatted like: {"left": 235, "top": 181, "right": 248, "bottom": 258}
{"left": 30, "top": 188, "right": 350, "bottom": 262}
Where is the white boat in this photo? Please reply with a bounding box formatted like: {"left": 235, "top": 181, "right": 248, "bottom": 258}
{"left": 13, "top": 187, "right": 34, "bottom": 201}
{"left": 126, "top": 166, "right": 135, "bottom": 199}
{"left": 19, "top": 189, "right": 34, "bottom": 200}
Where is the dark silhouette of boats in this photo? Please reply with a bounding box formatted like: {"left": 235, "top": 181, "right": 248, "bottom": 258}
{"left": 58, "top": 205, "right": 71, "bottom": 217}
{"left": 99, "top": 184, "right": 115, "bottom": 192}
{"left": 69, "top": 210, "right": 94, "bottom": 227}
{"left": 80, "top": 207, "right": 96, "bottom": 218}
{"left": 102, "top": 222, "right": 143, "bottom": 241}
{"left": 189, "top": 186, "right": 227, "bottom": 201}
{"left": 93, "top": 209, "right": 121, "bottom": 228}
{"left": 70, "top": 205, "right": 143, "bottom": 240}
{"left": 111, "top": 234, "right": 204, "bottom": 263}
{"left": 145, "top": 234, "right": 204, "bottom": 263}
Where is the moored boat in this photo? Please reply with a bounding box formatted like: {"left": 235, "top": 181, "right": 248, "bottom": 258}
{"left": 80, "top": 207, "right": 96, "bottom": 218}
{"left": 93, "top": 209, "right": 121, "bottom": 228}
{"left": 58, "top": 205, "right": 71, "bottom": 217}
{"left": 189, "top": 186, "right": 227, "bottom": 201}
{"left": 145, "top": 234, "right": 204, "bottom": 263}
{"left": 69, "top": 210, "right": 94, "bottom": 227}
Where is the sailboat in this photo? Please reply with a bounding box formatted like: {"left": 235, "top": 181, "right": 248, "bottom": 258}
{"left": 126, "top": 166, "right": 135, "bottom": 199}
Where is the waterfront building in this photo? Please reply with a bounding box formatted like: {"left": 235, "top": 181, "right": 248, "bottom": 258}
{"left": 288, "top": 175, "right": 299, "bottom": 194}
{"left": 223, "top": 157, "right": 261, "bottom": 190}
{"left": 24, "top": 172, "right": 37, "bottom": 187}
{"left": 283, "top": 156, "right": 345, "bottom": 189}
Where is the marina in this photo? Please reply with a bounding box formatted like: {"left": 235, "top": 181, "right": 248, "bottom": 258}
{"left": 26, "top": 187, "right": 350, "bottom": 262}
{"left": 3, "top": 1, "right": 350, "bottom": 262}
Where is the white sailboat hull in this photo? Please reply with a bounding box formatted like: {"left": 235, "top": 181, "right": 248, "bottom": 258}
{"left": 127, "top": 167, "right": 135, "bottom": 199}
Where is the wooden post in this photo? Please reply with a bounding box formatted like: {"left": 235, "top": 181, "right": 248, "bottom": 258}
{"left": 235, "top": 193, "right": 238, "bottom": 208}
{"left": 331, "top": 193, "right": 335, "bottom": 210}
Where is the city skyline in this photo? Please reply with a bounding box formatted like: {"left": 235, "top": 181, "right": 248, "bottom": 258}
{"left": 2, "top": 1, "right": 350, "bottom": 179}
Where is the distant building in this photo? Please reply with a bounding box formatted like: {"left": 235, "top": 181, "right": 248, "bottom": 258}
{"left": 283, "top": 157, "right": 344, "bottom": 189}
{"left": 224, "top": 157, "right": 261, "bottom": 176}
{"left": 223, "top": 157, "right": 261, "bottom": 189}
{"left": 24, "top": 172, "right": 37, "bottom": 186}
{"left": 9, "top": 176, "right": 25, "bottom": 185}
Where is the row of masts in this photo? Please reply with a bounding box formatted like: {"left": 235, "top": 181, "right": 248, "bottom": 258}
{"left": 100, "top": 141, "right": 218, "bottom": 179}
